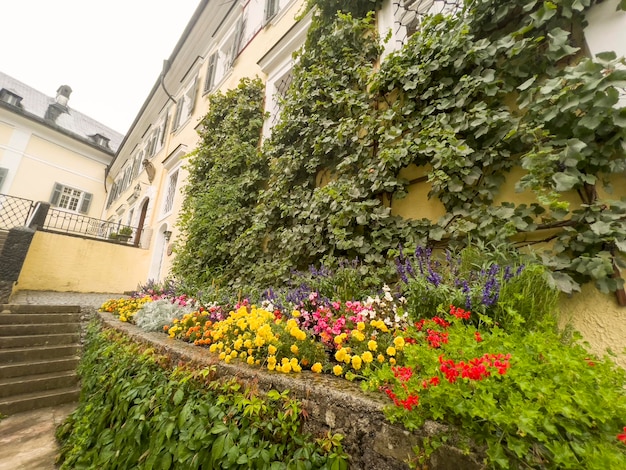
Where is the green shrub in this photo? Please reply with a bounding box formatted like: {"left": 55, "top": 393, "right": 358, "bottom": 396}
{"left": 365, "top": 315, "right": 626, "bottom": 469}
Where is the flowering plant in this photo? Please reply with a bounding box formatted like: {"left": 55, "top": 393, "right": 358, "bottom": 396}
{"left": 99, "top": 296, "right": 152, "bottom": 323}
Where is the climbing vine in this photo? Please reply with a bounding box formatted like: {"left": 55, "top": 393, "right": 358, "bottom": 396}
{"left": 176, "top": 0, "right": 626, "bottom": 296}
{"left": 173, "top": 78, "right": 267, "bottom": 288}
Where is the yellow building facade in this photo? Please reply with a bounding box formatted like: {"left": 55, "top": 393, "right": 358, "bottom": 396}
{"left": 0, "top": 72, "right": 122, "bottom": 219}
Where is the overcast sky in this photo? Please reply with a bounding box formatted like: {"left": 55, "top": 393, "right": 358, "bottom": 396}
{"left": 1, "top": 0, "right": 200, "bottom": 134}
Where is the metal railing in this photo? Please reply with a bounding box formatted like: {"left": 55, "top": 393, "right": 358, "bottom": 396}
{"left": 0, "top": 193, "right": 35, "bottom": 229}
{"left": 43, "top": 208, "right": 141, "bottom": 246}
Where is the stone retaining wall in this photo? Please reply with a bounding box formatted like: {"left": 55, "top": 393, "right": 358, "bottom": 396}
{"left": 98, "top": 312, "right": 484, "bottom": 470}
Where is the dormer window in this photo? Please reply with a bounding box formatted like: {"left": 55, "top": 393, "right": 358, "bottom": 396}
{"left": 91, "top": 133, "right": 110, "bottom": 148}
{"left": 0, "top": 89, "right": 22, "bottom": 107}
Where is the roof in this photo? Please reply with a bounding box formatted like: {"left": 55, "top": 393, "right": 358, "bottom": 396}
{"left": 0, "top": 71, "right": 123, "bottom": 154}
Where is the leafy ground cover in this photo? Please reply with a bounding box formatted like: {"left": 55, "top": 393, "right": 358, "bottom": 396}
{"left": 98, "top": 247, "right": 626, "bottom": 469}
{"left": 56, "top": 324, "right": 349, "bottom": 470}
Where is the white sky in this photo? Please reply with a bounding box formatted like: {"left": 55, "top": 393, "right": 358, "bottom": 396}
{"left": 0, "top": 0, "right": 200, "bottom": 134}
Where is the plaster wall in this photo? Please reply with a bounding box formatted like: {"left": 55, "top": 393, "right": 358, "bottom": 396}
{"left": 16, "top": 231, "right": 150, "bottom": 294}
{"left": 559, "top": 284, "right": 626, "bottom": 368}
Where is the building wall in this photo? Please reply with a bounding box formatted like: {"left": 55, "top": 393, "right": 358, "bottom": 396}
{"left": 16, "top": 231, "right": 150, "bottom": 293}
{"left": 0, "top": 112, "right": 110, "bottom": 219}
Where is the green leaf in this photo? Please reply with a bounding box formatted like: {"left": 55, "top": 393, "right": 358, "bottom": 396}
{"left": 173, "top": 388, "right": 184, "bottom": 406}
{"left": 552, "top": 172, "right": 579, "bottom": 191}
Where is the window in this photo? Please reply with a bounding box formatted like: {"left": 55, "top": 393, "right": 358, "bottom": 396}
{"left": 0, "top": 89, "right": 22, "bottom": 107}
{"left": 91, "top": 133, "right": 110, "bottom": 148}
{"left": 204, "top": 52, "right": 218, "bottom": 93}
{"left": 264, "top": 0, "right": 279, "bottom": 23}
{"left": 0, "top": 167, "right": 8, "bottom": 192}
{"left": 50, "top": 183, "right": 92, "bottom": 214}
{"left": 172, "top": 78, "right": 198, "bottom": 131}
{"left": 258, "top": 10, "right": 311, "bottom": 137}
{"left": 378, "top": 0, "right": 463, "bottom": 58}
{"left": 162, "top": 170, "right": 179, "bottom": 215}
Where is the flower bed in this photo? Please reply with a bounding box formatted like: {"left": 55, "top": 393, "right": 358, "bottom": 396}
{"left": 100, "top": 252, "right": 626, "bottom": 469}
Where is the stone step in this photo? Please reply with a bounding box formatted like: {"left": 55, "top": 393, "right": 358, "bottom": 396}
{"left": 0, "top": 332, "right": 80, "bottom": 349}
{"left": 0, "top": 305, "right": 81, "bottom": 314}
{"left": 0, "top": 312, "right": 81, "bottom": 324}
{"left": 0, "top": 370, "right": 78, "bottom": 399}
{"left": 0, "top": 322, "right": 80, "bottom": 336}
{"left": 0, "top": 386, "right": 80, "bottom": 415}
{"left": 0, "top": 344, "right": 81, "bottom": 364}
{"left": 0, "top": 357, "right": 79, "bottom": 379}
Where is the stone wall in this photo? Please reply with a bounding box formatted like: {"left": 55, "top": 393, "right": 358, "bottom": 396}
{"left": 0, "top": 227, "right": 35, "bottom": 303}
{"left": 98, "top": 312, "right": 485, "bottom": 470}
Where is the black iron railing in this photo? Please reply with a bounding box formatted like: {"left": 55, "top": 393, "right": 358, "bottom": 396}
{"left": 43, "top": 208, "right": 141, "bottom": 246}
{"left": 0, "top": 193, "right": 35, "bottom": 229}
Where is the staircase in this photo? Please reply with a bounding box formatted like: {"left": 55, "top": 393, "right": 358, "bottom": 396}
{"left": 0, "top": 304, "right": 81, "bottom": 415}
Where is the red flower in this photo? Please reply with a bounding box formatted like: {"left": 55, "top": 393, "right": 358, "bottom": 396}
{"left": 617, "top": 427, "right": 626, "bottom": 443}
{"left": 474, "top": 331, "right": 483, "bottom": 342}
{"left": 449, "top": 305, "right": 471, "bottom": 320}
{"left": 392, "top": 366, "right": 413, "bottom": 382}
{"left": 429, "top": 376, "right": 440, "bottom": 386}
{"left": 400, "top": 394, "right": 419, "bottom": 411}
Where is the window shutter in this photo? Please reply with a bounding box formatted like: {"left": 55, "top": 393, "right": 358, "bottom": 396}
{"left": 0, "top": 168, "right": 8, "bottom": 192}
{"left": 187, "top": 78, "right": 199, "bottom": 117}
{"left": 229, "top": 18, "right": 245, "bottom": 67}
{"left": 80, "top": 192, "right": 92, "bottom": 214}
{"left": 50, "top": 183, "right": 63, "bottom": 206}
{"left": 204, "top": 53, "right": 217, "bottom": 92}
{"left": 173, "top": 97, "right": 184, "bottom": 131}
{"left": 264, "top": 0, "right": 278, "bottom": 22}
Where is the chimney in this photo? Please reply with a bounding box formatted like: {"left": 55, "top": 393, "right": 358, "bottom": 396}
{"left": 55, "top": 85, "right": 72, "bottom": 107}
{"left": 45, "top": 85, "right": 72, "bottom": 122}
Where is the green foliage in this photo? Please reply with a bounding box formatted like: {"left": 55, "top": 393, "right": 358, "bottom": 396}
{"left": 365, "top": 317, "right": 626, "bottom": 469}
{"left": 175, "top": 0, "right": 626, "bottom": 295}
{"left": 173, "top": 78, "right": 267, "bottom": 289}
{"left": 397, "top": 245, "right": 558, "bottom": 330}
{"left": 56, "top": 322, "right": 349, "bottom": 469}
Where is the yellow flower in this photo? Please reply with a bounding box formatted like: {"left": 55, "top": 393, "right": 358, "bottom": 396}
{"left": 230, "top": 351, "right": 238, "bottom": 358}
{"left": 218, "top": 352, "right": 226, "bottom": 360}
{"left": 268, "top": 345, "right": 277, "bottom": 355}
{"left": 267, "top": 356, "right": 277, "bottom": 366}
{"left": 247, "top": 356, "right": 255, "bottom": 365}
{"left": 292, "top": 310, "right": 301, "bottom": 317}
{"left": 224, "top": 355, "right": 232, "bottom": 364}
{"left": 290, "top": 344, "right": 299, "bottom": 355}
{"left": 333, "top": 365, "right": 343, "bottom": 376}
{"left": 368, "top": 340, "right": 378, "bottom": 351}
{"left": 377, "top": 354, "right": 385, "bottom": 363}
{"left": 351, "top": 355, "right": 362, "bottom": 370}
{"left": 335, "top": 348, "right": 348, "bottom": 362}
{"left": 351, "top": 330, "right": 365, "bottom": 342}
{"left": 356, "top": 322, "right": 365, "bottom": 331}
{"left": 389, "top": 357, "right": 396, "bottom": 365}
{"left": 386, "top": 346, "right": 396, "bottom": 356}
{"left": 290, "top": 357, "right": 299, "bottom": 368}
{"left": 361, "top": 351, "right": 373, "bottom": 363}
{"left": 311, "top": 362, "right": 323, "bottom": 373}
{"left": 281, "top": 362, "right": 292, "bottom": 373}
{"left": 233, "top": 338, "right": 243, "bottom": 350}
{"left": 334, "top": 333, "right": 347, "bottom": 345}
{"left": 393, "top": 336, "right": 405, "bottom": 350}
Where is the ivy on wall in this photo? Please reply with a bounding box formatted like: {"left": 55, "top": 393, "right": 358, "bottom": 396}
{"left": 173, "top": 78, "right": 267, "bottom": 288}
{"left": 176, "top": 0, "right": 626, "bottom": 295}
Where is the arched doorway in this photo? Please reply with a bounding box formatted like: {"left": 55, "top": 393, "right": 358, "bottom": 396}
{"left": 134, "top": 198, "right": 149, "bottom": 247}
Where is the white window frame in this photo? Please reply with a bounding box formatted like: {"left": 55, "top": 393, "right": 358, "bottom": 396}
{"left": 50, "top": 183, "right": 93, "bottom": 214}
{"left": 258, "top": 10, "right": 312, "bottom": 138}
{"left": 161, "top": 168, "right": 179, "bottom": 217}
{"left": 172, "top": 77, "right": 198, "bottom": 132}
{"left": 0, "top": 167, "right": 8, "bottom": 192}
